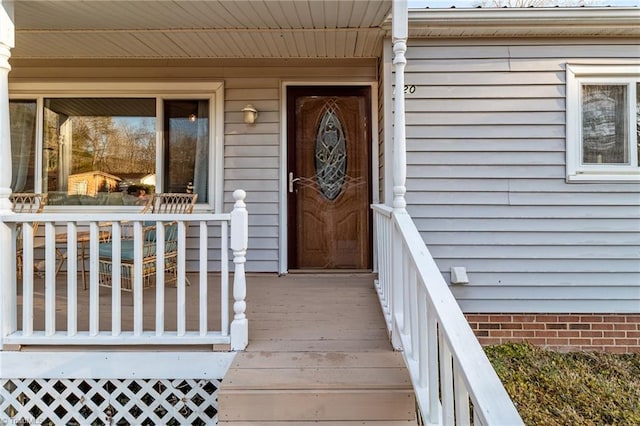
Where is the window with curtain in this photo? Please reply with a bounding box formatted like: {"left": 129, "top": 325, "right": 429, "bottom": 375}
{"left": 164, "top": 100, "right": 209, "bottom": 202}
{"left": 10, "top": 100, "right": 37, "bottom": 193}
{"left": 9, "top": 92, "right": 214, "bottom": 206}
{"left": 566, "top": 64, "right": 639, "bottom": 182}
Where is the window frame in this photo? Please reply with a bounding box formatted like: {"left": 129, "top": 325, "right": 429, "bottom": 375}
{"left": 566, "top": 64, "right": 639, "bottom": 182}
{"left": 9, "top": 81, "right": 224, "bottom": 212}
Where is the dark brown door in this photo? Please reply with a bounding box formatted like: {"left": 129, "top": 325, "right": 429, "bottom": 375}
{"left": 287, "top": 86, "right": 371, "bottom": 270}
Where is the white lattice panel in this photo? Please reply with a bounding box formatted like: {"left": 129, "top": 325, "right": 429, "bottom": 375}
{"left": 0, "top": 378, "right": 220, "bottom": 425}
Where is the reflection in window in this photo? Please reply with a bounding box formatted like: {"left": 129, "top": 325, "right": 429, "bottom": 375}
{"left": 164, "top": 100, "right": 209, "bottom": 202}
{"left": 582, "top": 85, "right": 628, "bottom": 164}
{"left": 43, "top": 98, "right": 156, "bottom": 205}
{"left": 10, "top": 100, "right": 37, "bottom": 192}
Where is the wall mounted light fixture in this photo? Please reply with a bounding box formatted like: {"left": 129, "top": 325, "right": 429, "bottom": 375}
{"left": 241, "top": 104, "right": 258, "bottom": 124}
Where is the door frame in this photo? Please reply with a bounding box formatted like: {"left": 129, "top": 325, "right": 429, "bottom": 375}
{"left": 279, "top": 81, "right": 379, "bottom": 274}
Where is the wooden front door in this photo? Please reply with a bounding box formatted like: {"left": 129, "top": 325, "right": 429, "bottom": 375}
{"left": 287, "top": 86, "right": 371, "bottom": 270}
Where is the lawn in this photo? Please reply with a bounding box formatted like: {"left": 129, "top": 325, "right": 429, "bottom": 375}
{"left": 484, "top": 342, "right": 640, "bottom": 425}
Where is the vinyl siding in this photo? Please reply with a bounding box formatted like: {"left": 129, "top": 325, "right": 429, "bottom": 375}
{"left": 9, "top": 58, "right": 378, "bottom": 272}
{"left": 399, "top": 38, "right": 640, "bottom": 313}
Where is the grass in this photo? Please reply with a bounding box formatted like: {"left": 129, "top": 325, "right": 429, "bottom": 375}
{"left": 484, "top": 342, "right": 640, "bottom": 426}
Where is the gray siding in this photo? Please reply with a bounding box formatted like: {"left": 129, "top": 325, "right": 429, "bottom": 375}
{"left": 10, "top": 58, "right": 378, "bottom": 273}
{"left": 400, "top": 38, "right": 640, "bottom": 312}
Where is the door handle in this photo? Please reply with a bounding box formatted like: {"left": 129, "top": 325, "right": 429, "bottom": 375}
{"left": 288, "top": 172, "right": 301, "bottom": 193}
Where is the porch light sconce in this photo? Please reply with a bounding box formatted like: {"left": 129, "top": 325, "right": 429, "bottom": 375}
{"left": 242, "top": 104, "right": 258, "bottom": 124}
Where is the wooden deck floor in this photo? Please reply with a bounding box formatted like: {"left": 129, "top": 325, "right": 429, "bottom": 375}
{"left": 19, "top": 271, "right": 392, "bottom": 346}
{"left": 221, "top": 273, "right": 417, "bottom": 424}
{"left": 18, "top": 272, "right": 417, "bottom": 424}
{"left": 244, "top": 273, "right": 392, "bottom": 353}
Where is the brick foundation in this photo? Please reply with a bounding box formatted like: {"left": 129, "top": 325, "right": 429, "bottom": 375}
{"left": 465, "top": 313, "right": 640, "bottom": 353}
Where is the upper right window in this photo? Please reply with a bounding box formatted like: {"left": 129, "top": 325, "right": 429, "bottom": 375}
{"left": 566, "top": 64, "right": 639, "bottom": 182}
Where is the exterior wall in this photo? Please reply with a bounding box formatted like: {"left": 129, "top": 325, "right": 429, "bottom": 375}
{"left": 9, "top": 58, "right": 378, "bottom": 272}
{"left": 466, "top": 313, "right": 640, "bottom": 353}
{"left": 399, "top": 38, "right": 640, "bottom": 313}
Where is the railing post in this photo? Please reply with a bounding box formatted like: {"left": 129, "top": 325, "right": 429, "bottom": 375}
{"left": 230, "top": 189, "right": 248, "bottom": 351}
{"left": 0, "top": 1, "right": 15, "bottom": 351}
{"left": 392, "top": 0, "right": 408, "bottom": 213}
{"left": 390, "top": 0, "right": 408, "bottom": 350}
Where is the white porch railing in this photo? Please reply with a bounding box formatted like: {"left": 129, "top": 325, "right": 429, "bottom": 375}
{"left": 0, "top": 190, "right": 248, "bottom": 351}
{"left": 372, "top": 204, "right": 523, "bottom": 426}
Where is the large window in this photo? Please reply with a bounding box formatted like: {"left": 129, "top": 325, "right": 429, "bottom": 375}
{"left": 566, "top": 64, "right": 639, "bottom": 182}
{"left": 9, "top": 82, "right": 222, "bottom": 208}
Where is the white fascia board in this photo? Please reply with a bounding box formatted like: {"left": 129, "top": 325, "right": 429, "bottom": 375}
{"left": 383, "top": 7, "right": 640, "bottom": 36}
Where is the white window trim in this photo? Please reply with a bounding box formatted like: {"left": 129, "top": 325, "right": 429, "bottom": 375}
{"left": 9, "top": 81, "right": 225, "bottom": 212}
{"left": 566, "top": 64, "right": 640, "bottom": 182}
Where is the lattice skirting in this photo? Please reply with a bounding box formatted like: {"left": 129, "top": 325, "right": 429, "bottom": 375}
{"left": 0, "top": 378, "right": 221, "bottom": 425}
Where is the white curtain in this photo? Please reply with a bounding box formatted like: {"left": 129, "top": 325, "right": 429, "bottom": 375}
{"left": 10, "top": 100, "right": 37, "bottom": 192}
{"left": 192, "top": 100, "right": 209, "bottom": 202}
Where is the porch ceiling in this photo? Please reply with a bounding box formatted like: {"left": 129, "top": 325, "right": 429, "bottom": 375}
{"left": 11, "top": 0, "right": 391, "bottom": 59}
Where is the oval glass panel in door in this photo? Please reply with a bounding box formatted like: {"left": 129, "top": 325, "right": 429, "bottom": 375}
{"left": 315, "top": 102, "right": 347, "bottom": 200}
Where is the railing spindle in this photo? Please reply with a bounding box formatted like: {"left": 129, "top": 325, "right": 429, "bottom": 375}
{"left": 409, "top": 266, "right": 418, "bottom": 361}
{"left": 89, "top": 222, "right": 100, "bottom": 336}
{"left": 402, "top": 250, "right": 410, "bottom": 336}
{"left": 391, "top": 222, "right": 403, "bottom": 350}
{"left": 454, "top": 359, "right": 471, "bottom": 426}
{"left": 440, "top": 338, "right": 454, "bottom": 426}
{"left": 199, "top": 220, "right": 208, "bottom": 337}
{"left": 417, "top": 283, "right": 427, "bottom": 388}
{"left": 221, "top": 221, "right": 229, "bottom": 337}
{"left": 44, "top": 222, "right": 56, "bottom": 336}
{"left": 154, "top": 220, "right": 165, "bottom": 336}
{"left": 112, "top": 222, "right": 122, "bottom": 336}
{"left": 66, "top": 222, "right": 77, "bottom": 336}
{"left": 427, "top": 305, "right": 440, "bottom": 423}
{"left": 177, "top": 220, "right": 186, "bottom": 337}
{"left": 384, "top": 217, "right": 391, "bottom": 312}
{"left": 133, "top": 221, "right": 143, "bottom": 336}
{"left": 22, "top": 223, "right": 34, "bottom": 337}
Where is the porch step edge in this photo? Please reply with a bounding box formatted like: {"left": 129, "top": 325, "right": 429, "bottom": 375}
{"left": 221, "top": 366, "right": 412, "bottom": 390}
{"left": 218, "top": 389, "right": 416, "bottom": 422}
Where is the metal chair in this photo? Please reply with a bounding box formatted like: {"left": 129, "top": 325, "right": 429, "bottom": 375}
{"left": 98, "top": 193, "right": 198, "bottom": 291}
{"left": 10, "top": 193, "right": 48, "bottom": 279}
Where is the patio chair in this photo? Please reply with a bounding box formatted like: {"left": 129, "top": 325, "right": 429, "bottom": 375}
{"left": 98, "top": 193, "right": 197, "bottom": 291}
{"left": 10, "top": 192, "right": 48, "bottom": 279}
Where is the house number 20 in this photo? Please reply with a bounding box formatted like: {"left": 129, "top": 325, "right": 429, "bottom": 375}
{"left": 404, "top": 85, "right": 416, "bottom": 94}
